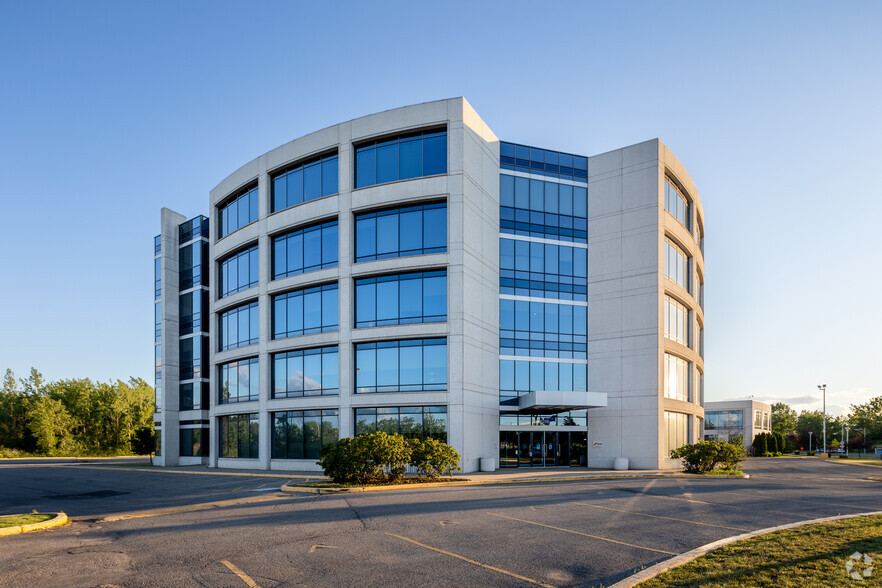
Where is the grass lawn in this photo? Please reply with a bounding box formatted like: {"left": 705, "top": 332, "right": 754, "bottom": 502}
{"left": 0, "top": 514, "right": 54, "bottom": 528}
{"left": 638, "top": 514, "right": 882, "bottom": 587}
{"left": 830, "top": 455, "right": 882, "bottom": 468}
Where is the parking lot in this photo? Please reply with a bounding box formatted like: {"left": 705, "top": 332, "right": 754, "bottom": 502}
{"left": 0, "top": 458, "right": 880, "bottom": 587}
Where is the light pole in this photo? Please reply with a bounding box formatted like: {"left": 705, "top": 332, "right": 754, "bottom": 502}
{"left": 818, "top": 384, "right": 827, "bottom": 453}
{"left": 808, "top": 431, "right": 813, "bottom": 453}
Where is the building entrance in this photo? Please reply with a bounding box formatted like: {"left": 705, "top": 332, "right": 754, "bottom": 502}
{"left": 499, "top": 431, "right": 587, "bottom": 467}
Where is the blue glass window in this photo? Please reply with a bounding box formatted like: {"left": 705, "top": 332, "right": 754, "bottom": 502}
{"left": 355, "top": 338, "right": 446, "bottom": 393}
{"left": 219, "top": 185, "right": 259, "bottom": 239}
{"left": 180, "top": 216, "right": 209, "bottom": 243}
{"left": 179, "top": 428, "right": 208, "bottom": 457}
{"left": 179, "top": 381, "right": 209, "bottom": 411}
{"left": 499, "top": 238, "right": 587, "bottom": 301}
{"left": 500, "top": 174, "right": 588, "bottom": 243}
{"left": 499, "top": 142, "right": 587, "bottom": 182}
{"left": 272, "top": 346, "right": 339, "bottom": 398}
{"left": 219, "top": 358, "right": 259, "bottom": 404}
{"left": 355, "top": 271, "right": 446, "bottom": 327}
{"left": 179, "top": 335, "right": 207, "bottom": 381}
{"left": 355, "top": 202, "right": 446, "bottom": 262}
{"left": 664, "top": 179, "right": 690, "bottom": 230}
{"left": 355, "top": 129, "right": 446, "bottom": 188}
{"left": 219, "top": 245, "right": 259, "bottom": 298}
{"left": 272, "top": 220, "right": 338, "bottom": 279}
{"left": 154, "top": 256, "right": 161, "bottom": 300}
{"left": 219, "top": 302, "right": 259, "bottom": 351}
{"left": 272, "top": 283, "right": 338, "bottom": 339}
{"left": 355, "top": 406, "right": 447, "bottom": 442}
{"left": 499, "top": 299, "right": 587, "bottom": 358}
{"left": 180, "top": 242, "right": 208, "bottom": 290}
{"left": 271, "top": 152, "right": 339, "bottom": 213}
{"left": 219, "top": 413, "right": 259, "bottom": 458}
{"left": 272, "top": 410, "right": 339, "bottom": 459}
{"left": 154, "top": 302, "right": 161, "bottom": 343}
{"left": 180, "top": 290, "right": 208, "bottom": 336}
{"left": 499, "top": 359, "right": 587, "bottom": 406}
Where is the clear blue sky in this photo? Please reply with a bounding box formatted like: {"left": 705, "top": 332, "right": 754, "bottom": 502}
{"left": 1, "top": 1, "right": 879, "bottom": 416}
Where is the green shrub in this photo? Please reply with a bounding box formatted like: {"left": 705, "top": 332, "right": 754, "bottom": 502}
{"left": 318, "top": 432, "right": 461, "bottom": 484}
{"left": 670, "top": 440, "right": 746, "bottom": 474}
{"left": 408, "top": 437, "right": 461, "bottom": 479}
{"left": 752, "top": 433, "right": 768, "bottom": 456}
{"left": 808, "top": 451, "right": 816, "bottom": 456}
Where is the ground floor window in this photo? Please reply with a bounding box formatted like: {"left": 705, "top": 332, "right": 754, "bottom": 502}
{"left": 664, "top": 411, "right": 688, "bottom": 455}
{"left": 272, "top": 410, "right": 339, "bottom": 459}
{"left": 180, "top": 427, "right": 209, "bottom": 457}
{"left": 355, "top": 406, "right": 447, "bottom": 442}
{"left": 499, "top": 410, "right": 586, "bottom": 426}
{"left": 499, "top": 430, "right": 587, "bottom": 467}
{"left": 219, "top": 413, "right": 259, "bottom": 458}
{"left": 155, "top": 426, "right": 162, "bottom": 456}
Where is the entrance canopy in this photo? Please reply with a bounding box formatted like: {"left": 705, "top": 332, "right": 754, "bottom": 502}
{"left": 507, "top": 391, "right": 608, "bottom": 414}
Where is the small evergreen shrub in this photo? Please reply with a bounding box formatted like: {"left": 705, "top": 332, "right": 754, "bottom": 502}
{"left": 670, "top": 440, "right": 746, "bottom": 474}
{"left": 752, "top": 433, "right": 768, "bottom": 456}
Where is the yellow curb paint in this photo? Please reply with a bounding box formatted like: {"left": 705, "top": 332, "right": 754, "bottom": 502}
{"left": 0, "top": 512, "right": 69, "bottom": 537}
{"left": 385, "top": 532, "right": 554, "bottom": 587}
{"left": 572, "top": 502, "right": 749, "bottom": 532}
{"left": 485, "top": 512, "right": 677, "bottom": 556}
{"left": 220, "top": 560, "right": 260, "bottom": 588}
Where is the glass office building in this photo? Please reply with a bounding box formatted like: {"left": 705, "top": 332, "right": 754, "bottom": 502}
{"left": 154, "top": 98, "right": 706, "bottom": 471}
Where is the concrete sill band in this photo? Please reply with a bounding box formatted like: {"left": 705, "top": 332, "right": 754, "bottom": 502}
{"left": 0, "top": 513, "right": 69, "bottom": 537}
{"left": 281, "top": 472, "right": 749, "bottom": 494}
{"left": 609, "top": 510, "right": 882, "bottom": 588}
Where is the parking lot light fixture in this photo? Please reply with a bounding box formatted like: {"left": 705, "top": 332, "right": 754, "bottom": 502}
{"left": 818, "top": 385, "right": 827, "bottom": 453}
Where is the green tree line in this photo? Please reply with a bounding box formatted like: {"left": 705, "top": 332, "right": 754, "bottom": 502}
{"left": 0, "top": 367, "right": 154, "bottom": 456}
{"left": 772, "top": 396, "right": 882, "bottom": 452}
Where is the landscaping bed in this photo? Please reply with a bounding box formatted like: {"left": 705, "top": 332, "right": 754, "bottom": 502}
{"left": 638, "top": 514, "right": 882, "bottom": 587}
{"left": 0, "top": 514, "right": 53, "bottom": 528}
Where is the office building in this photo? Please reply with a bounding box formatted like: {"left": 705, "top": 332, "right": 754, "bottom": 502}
{"left": 153, "top": 97, "right": 706, "bottom": 472}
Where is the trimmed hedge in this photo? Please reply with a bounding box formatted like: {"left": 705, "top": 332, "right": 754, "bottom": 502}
{"left": 670, "top": 440, "right": 746, "bottom": 474}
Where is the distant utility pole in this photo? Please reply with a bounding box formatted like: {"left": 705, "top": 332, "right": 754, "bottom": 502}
{"left": 818, "top": 384, "right": 827, "bottom": 453}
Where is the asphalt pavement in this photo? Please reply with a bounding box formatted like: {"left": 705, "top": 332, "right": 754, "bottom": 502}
{"left": 0, "top": 457, "right": 880, "bottom": 587}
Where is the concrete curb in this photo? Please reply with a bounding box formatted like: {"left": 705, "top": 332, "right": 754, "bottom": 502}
{"left": 609, "top": 510, "right": 882, "bottom": 587}
{"left": 823, "top": 458, "right": 882, "bottom": 470}
{"left": 62, "top": 465, "right": 322, "bottom": 479}
{"left": 0, "top": 512, "right": 69, "bottom": 537}
{"left": 281, "top": 472, "right": 749, "bottom": 493}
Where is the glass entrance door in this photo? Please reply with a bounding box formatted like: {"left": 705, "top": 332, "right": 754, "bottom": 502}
{"left": 518, "top": 433, "right": 532, "bottom": 466}
{"left": 500, "top": 430, "right": 588, "bottom": 467}
{"left": 499, "top": 431, "right": 518, "bottom": 467}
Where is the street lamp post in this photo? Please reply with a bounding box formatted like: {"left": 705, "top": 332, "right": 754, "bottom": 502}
{"left": 818, "top": 384, "right": 827, "bottom": 454}
{"left": 808, "top": 431, "right": 813, "bottom": 453}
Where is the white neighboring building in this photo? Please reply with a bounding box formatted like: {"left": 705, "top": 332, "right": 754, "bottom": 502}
{"left": 153, "top": 97, "right": 706, "bottom": 472}
{"left": 703, "top": 399, "right": 772, "bottom": 452}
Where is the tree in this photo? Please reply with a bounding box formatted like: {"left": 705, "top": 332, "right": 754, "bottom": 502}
{"left": 771, "top": 403, "right": 798, "bottom": 435}
{"left": 847, "top": 396, "right": 882, "bottom": 446}
{"left": 753, "top": 433, "right": 768, "bottom": 456}
{"left": 28, "top": 396, "right": 73, "bottom": 453}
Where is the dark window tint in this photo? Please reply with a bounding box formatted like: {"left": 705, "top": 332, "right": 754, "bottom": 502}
{"left": 355, "top": 406, "right": 447, "bottom": 442}
{"left": 219, "top": 414, "right": 259, "bottom": 458}
{"left": 272, "top": 410, "right": 339, "bottom": 460}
